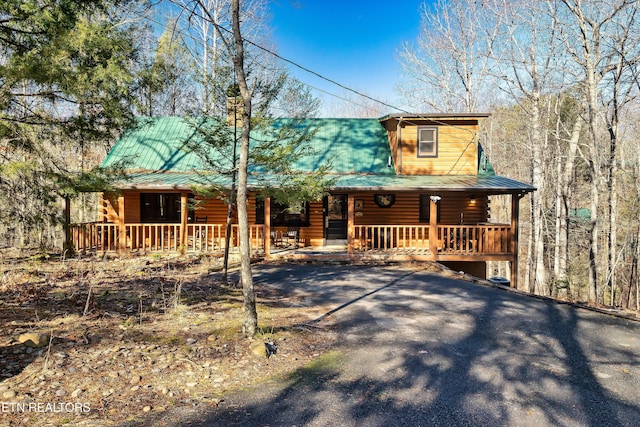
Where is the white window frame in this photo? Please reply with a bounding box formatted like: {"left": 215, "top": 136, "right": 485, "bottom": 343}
{"left": 418, "top": 126, "right": 438, "bottom": 158}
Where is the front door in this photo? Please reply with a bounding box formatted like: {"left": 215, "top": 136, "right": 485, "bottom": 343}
{"left": 324, "top": 194, "right": 348, "bottom": 242}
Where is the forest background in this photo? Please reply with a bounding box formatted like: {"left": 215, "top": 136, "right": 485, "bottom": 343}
{"left": 1, "top": 0, "right": 639, "bottom": 314}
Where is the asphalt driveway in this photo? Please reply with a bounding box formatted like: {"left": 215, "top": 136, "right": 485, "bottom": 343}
{"left": 162, "top": 264, "right": 640, "bottom": 426}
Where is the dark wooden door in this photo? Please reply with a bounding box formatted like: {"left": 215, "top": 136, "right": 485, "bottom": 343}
{"left": 324, "top": 194, "right": 347, "bottom": 240}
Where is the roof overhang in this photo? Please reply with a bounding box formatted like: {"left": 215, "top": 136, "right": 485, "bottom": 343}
{"left": 106, "top": 171, "right": 535, "bottom": 196}
{"left": 379, "top": 113, "right": 491, "bottom": 122}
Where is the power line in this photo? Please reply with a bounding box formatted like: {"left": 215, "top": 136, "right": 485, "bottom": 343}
{"left": 176, "top": 2, "right": 411, "bottom": 114}
{"left": 129, "top": 2, "right": 478, "bottom": 136}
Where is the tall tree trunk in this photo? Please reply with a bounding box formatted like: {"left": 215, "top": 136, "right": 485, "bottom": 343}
{"left": 229, "top": 0, "right": 257, "bottom": 336}
{"left": 554, "top": 111, "right": 582, "bottom": 288}
{"left": 588, "top": 159, "right": 599, "bottom": 303}
{"left": 530, "top": 97, "right": 546, "bottom": 295}
{"left": 606, "top": 126, "right": 618, "bottom": 305}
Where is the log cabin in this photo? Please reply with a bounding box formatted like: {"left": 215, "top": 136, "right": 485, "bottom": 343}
{"left": 70, "top": 112, "right": 534, "bottom": 287}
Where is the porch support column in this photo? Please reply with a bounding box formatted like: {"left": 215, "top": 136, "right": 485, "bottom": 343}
{"left": 118, "top": 194, "right": 125, "bottom": 253}
{"left": 264, "top": 197, "right": 271, "bottom": 258}
{"left": 429, "top": 196, "right": 439, "bottom": 260}
{"left": 347, "top": 194, "right": 355, "bottom": 257}
{"left": 62, "top": 196, "right": 73, "bottom": 256}
{"left": 510, "top": 192, "right": 522, "bottom": 289}
{"left": 180, "top": 192, "right": 188, "bottom": 253}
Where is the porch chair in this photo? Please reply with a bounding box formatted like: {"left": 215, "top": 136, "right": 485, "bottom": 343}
{"left": 193, "top": 216, "right": 208, "bottom": 250}
{"left": 284, "top": 219, "right": 301, "bottom": 248}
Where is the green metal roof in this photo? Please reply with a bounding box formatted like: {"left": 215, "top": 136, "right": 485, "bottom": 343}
{"left": 104, "top": 117, "right": 205, "bottom": 171}
{"left": 103, "top": 117, "right": 394, "bottom": 175}
{"left": 103, "top": 116, "right": 534, "bottom": 194}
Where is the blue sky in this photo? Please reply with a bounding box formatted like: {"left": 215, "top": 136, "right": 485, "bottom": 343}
{"left": 269, "top": 1, "right": 428, "bottom": 116}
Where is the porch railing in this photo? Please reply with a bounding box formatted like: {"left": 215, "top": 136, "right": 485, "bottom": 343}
{"left": 70, "top": 222, "right": 119, "bottom": 253}
{"left": 70, "top": 222, "right": 510, "bottom": 257}
{"left": 185, "top": 224, "right": 264, "bottom": 253}
{"left": 69, "top": 223, "right": 265, "bottom": 254}
{"left": 437, "top": 224, "right": 511, "bottom": 255}
{"left": 354, "top": 225, "right": 431, "bottom": 254}
{"left": 354, "top": 224, "right": 512, "bottom": 256}
{"left": 126, "top": 223, "right": 182, "bottom": 252}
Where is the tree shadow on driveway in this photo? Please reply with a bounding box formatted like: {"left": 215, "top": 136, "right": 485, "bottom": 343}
{"left": 132, "top": 264, "right": 640, "bottom": 426}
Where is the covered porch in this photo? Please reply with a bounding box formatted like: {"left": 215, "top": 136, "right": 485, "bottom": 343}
{"left": 68, "top": 173, "right": 533, "bottom": 287}
{"left": 69, "top": 191, "right": 524, "bottom": 285}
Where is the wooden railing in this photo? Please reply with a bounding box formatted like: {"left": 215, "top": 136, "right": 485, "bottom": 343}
{"left": 126, "top": 224, "right": 182, "bottom": 252}
{"left": 354, "top": 224, "right": 512, "bottom": 256}
{"left": 70, "top": 222, "right": 265, "bottom": 254}
{"left": 354, "top": 225, "right": 431, "bottom": 254}
{"left": 70, "top": 222, "right": 119, "bottom": 253}
{"left": 438, "top": 224, "right": 511, "bottom": 255}
{"left": 70, "top": 222, "right": 508, "bottom": 257}
{"left": 186, "top": 224, "right": 226, "bottom": 252}
{"left": 185, "top": 224, "right": 264, "bottom": 253}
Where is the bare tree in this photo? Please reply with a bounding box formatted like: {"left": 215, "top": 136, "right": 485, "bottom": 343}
{"left": 556, "top": 0, "right": 640, "bottom": 303}
{"left": 397, "top": 0, "right": 502, "bottom": 112}
{"left": 171, "top": 0, "right": 270, "bottom": 114}
{"left": 552, "top": 95, "right": 582, "bottom": 292}
{"left": 484, "top": 0, "right": 569, "bottom": 294}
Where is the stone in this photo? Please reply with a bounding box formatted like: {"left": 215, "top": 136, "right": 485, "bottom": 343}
{"left": 55, "top": 389, "right": 67, "bottom": 397}
{"left": 249, "top": 341, "right": 268, "bottom": 358}
{"left": 130, "top": 375, "right": 142, "bottom": 385}
{"left": 143, "top": 406, "right": 152, "bottom": 412}
{"left": 71, "top": 389, "right": 82, "bottom": 398}
{"left": 2, "top": 390, "right": 16, "bottom": 399}
{"left": 18, "top": 332, "right": 49, "bottom": 348}
{"left": 186, "top": 338, "right": 197, "bottom": 345}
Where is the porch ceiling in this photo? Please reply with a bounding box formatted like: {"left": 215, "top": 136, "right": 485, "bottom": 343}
{"left": 110, "top": 171, "right": 535, "bottom": 195}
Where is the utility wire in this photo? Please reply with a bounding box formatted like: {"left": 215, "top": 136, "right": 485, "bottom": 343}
{"left": 176, "top": 4, "right": 477, "bottom": 136}
{"left": 127, "top": 2, "right": 478, "bottom": 136}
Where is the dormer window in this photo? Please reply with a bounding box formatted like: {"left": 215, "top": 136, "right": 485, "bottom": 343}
{"left": 418, "top": 126, "right": 438, "bottom": 157}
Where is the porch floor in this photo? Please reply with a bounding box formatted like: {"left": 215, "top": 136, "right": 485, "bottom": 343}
{"left": 269, "top": 245, "right": 438, "bottom": 262}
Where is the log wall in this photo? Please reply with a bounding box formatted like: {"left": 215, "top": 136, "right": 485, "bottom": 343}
{"left": 398, "top": 120, "right": 479, "bottom": 175}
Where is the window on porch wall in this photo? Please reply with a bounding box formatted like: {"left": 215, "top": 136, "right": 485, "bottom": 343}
{"left": 140, "top": 193, "right": 194, "bottom": 223}
{"left": 255, "top": 199, "right": 310, "bottom": 227}
{"left": 419, "top": 195, "right": 441, "bottom": 223}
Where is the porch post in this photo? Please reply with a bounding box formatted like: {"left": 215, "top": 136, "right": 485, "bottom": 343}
{"left": 264, "top": 197, "right": 271, "bottom": 257}
{"left": 62, "top": 196, "right": 74, "bottom": 256}
{"left": 510, "top": 192, "right": 522, "bottom": 289}
{"left": 118, "top": 194, "right": 125, "bottom": 253}
{"left": 347, "top": 194, "right": 355, "bottom": 256}
{"left": 429, "top": 196, "right": 439, "bottom": 260}
{"left": 180, "top": 192, "right": 188, "bottom": 253}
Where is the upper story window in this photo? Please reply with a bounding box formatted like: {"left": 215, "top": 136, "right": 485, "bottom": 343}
{"left": 418, "top": 126, "right": 438, "bottom": 157}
